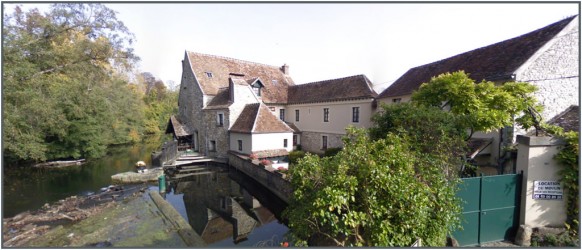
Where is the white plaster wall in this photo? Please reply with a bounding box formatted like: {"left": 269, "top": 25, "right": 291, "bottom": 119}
{"left": 229, "top": 84, "right": 259, "bottom": 130}
{"left": 287, "top": 99, "right": 375, "bottom": 134}
{"left": 251, "top": 133, "right": 293, "bottom": 152}
{"left": 229, "top": 133, "right": 253, "bottom": 155}
{"left": 516, "top": 136, "right": 567, "bottom": 227}
{"left": 266, "top": 105, "right": 287, "bottom": 121}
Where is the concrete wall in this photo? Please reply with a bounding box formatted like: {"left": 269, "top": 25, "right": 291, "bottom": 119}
{"left": 516, "top": 135, "right": 567, "bottom": 228}
{"left": 228, "top": 153, "right": 292, "bottom": 203}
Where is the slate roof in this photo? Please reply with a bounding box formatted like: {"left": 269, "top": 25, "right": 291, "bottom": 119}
{"left": 548, "top": 105, "right": 580, "bottom": 133}
{"left": 230, "top": 103, "right": 294, "bottom": 134}
{"left": 378, "top": 15, "right": 577, "bottom": 99}
{"left": 187, "top": 51, "right": 295, "bottom": 104}
{"left": 165, "top": 115, "right": 191, "bottom": 137}
{"left": 287, "top": 74, "right": 378, "bottom": 104}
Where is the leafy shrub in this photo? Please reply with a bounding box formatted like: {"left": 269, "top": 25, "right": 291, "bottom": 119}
{"left": 289, "top": 150, "right": 306, "bottom": 164}
{"left": 323, "top": 147, "right": 342, "bottom": 157}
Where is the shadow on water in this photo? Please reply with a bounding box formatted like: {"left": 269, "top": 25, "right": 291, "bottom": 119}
{"left": 161, "top": 163, "right": 289, "bottom": 247}
{"left": 2, "top": 136, "right": 163, "bottom": 218}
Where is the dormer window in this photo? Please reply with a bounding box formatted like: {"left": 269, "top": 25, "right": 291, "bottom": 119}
{"left": 251, "top": 80, "right": 264, "bottom": 97}
{"left": 206, "top": 72, "right": 213, "bottom": 78}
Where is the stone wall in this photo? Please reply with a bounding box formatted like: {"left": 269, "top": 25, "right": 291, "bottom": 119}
{"left": 300, "top": 131, "right": 344, "bottom": 155}
{"left": 228, "top": 152, "right": 291, "bottom": 203}
{"left": 516, "top": 18, "right": 579, "bottom": 131}
{"left": 178, "top": 54, "right": 205, "bottom": 151}
{"left": 202, "top": 109, "right": 230, "bottom": 159}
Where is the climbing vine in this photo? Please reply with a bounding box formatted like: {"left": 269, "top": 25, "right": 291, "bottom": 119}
{"left": 543, "top": 124, "right": 579, "bottom": 236}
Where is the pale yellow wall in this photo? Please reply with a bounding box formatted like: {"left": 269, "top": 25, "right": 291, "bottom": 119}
{"left": 266, "top": 105, "right": 286, "bottom": 120}
{"left": 287, "top": 99, "right": 375, "bottom": 134}
{"left": 516, "top": 136, "right": 567, "bottom": 228}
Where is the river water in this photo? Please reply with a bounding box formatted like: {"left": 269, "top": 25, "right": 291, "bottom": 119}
{"left": 2, "top": 137, "right": 290, "bottom": 247}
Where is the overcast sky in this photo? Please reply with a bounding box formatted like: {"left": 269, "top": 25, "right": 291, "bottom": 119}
{"left": 7, "top": 2, "right": 579, "bottom": 92}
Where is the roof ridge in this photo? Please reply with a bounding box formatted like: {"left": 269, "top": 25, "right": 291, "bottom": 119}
{"left": 408, "top": 15, "right": 578, "bottom": 72}
{"left": 293, "top": 74, "right": 365, "bottom": 87}
{"left": 187, "top": 51, "right": 282, "bottom": 70}
{"left": 249, "top": 103, "right": 261, "bottom": 133}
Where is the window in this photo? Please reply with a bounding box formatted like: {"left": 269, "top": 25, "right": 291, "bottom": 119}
{"left": 352, "top": 107, "right": 360, "bottom": 123}
{"left": 393, "top": 98, "right": 401, "bottom": 103}
{"left": 280, "top": 109, "right": 285, "bottom": 121}
{"left": 238, "top": 140, "right": 242, "bottom": 151}
{"left": 293, "top": 135, "right": 298, "bottom": 146}
{"left": 217, "top": 113, "right": 224, "bottom": 127}
{"left": 284, "top": 139, "right": 288, "bottom": 148}
{"left": 295, "top": 110, "right": 299, "bottom": 122}
{"left": 323, "top": 108, "right": 329, "bottom": 122}
{"left": 322, "top": 136, "right": 328, "bottom": 150}
{"left": 251, "top": 81, "right": 263, "bottom": 97}
{"left": 209, "top": 140, "right": 216, "bottom": 152}
{"left": 269, "top": 106, "right": 276, "bottom": 112}
{"left": 206, "top": 72, "right": 213, "bottom": 78}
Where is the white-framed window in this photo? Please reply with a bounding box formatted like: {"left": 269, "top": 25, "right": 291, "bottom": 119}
{"left": 217, "top": 112, "right": 224, "bottom": 127}
{"left": 323, "top": 108, "right": 329, "bottom": 122}
{"left": 238, "top": 140, "right": 242, "bottom": 151}
{"left": 352, "top": 107, "right": 360, "bottom": 123}
{"left": 280, "top": 109, "right": 285, "bottom": 121}
{"left": 322, "top": 135, "right": 328, "bottom": 150}
{"left": 393, "top": 98, "right": 401, "bottom": 103}
{"left": 251, "top": 81, "right": 263, "bottom": 97}
{"left": 295, "top": 109, "right": 300, "bottom": 122}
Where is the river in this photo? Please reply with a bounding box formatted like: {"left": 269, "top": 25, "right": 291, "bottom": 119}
{"left": 2, "top": 136, "right": 290, "bottom": 247}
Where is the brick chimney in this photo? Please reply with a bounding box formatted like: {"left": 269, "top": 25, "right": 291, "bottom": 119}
{"left": 280, "top": 64, "right": 289, "bottom": 75}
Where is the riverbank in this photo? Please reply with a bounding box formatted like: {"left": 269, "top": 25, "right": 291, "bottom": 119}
{"left": 2, "top": 185, "right": 203, "bottom": 247}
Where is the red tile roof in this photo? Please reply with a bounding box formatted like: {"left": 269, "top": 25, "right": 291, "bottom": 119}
{"left": 378, "top": 16, "right": 577, "bottom": 99}
{"left": 288, "top": 74, "right": 377, "bottom": 104}
{"left": 186, "top": 51, "right": 295, "bottom": 104}
{"left": 230, "top": 103, "right": 294, "bottom": 134}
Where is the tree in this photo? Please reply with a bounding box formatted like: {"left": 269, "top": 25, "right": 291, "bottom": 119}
{"left": 3, "top": 4, "right": 143, "bottom": 163}
{"left": 411, "top": 71, "right": 541, "bottom": 139}
{"left": 137, "top": 72, "right": 179, "bottom": 135}
{"left": 284, "top": 127, "right": 461, "bottom": 247}
{"left": 369, "top": 102, "right": 468, "bottom": 178}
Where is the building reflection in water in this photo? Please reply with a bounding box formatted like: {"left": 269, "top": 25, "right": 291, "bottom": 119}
{"left": 169, "top": 165, "right": 287, "bottom": 246}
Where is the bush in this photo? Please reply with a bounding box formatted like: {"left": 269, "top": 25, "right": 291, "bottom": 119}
{"left": 260, "top": 159, "right": 272, "bottom": 166}
{"left": 323, "top": 147, "right": 342, "bottom": 157}
{"left": 289, "top": 150, "right": 306, "bottom": 164}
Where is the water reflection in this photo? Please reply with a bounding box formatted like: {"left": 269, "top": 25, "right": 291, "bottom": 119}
{"left": 165, "top": 165, "right": 289, "bottom": 247}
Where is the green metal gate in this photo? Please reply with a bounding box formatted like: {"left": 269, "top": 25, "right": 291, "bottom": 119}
{"left": 452, "top": 173, "right": 522, "bottom": 246}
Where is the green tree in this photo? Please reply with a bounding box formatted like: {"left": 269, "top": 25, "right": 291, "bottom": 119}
{"left": 411, "top": 71, "right": 542, "bottom": 139}
{"left": 137, "top": 72, "right": 178, "bottom": 134}
{"left": 3, "top": 4, "right": 143, "bottom": 163}
{"left": 284, "top": 127, "right": 461, "bottom": 247}
{"left": 370, "top": 102, "right": 468, "bottom": 177}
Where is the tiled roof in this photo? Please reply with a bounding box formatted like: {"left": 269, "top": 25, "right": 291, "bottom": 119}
{"left": 378, "top": 16, "right": 577, "bottom": 99}
{"left": 186, "top": 51, "right": 295, "bottom": 104}
{"left": 204, "top": 88, "right": 231, "bottom": 109}
{"left": 287, "top": 74, "right": 377, "bottom": 104}
{"left": 230, "top": 103, "right": 294, "bottom": 134}
{"left": 252, "top": 149, "right": 289, "bottom": 158}
{"left": 165, "top": 115, "right": 191, "bottom": 137}
{"left": 285, "top": 122, "right": 301, "bottom": 133}
{"left": 548, "top": 105, "right": 580, "bottom": 133}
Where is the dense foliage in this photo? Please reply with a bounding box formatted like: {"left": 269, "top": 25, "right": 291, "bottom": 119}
{"left": 138, "top": 72, "right": 179, "bottom": 135}
{"left": 370, "top": 103, "right": 468, "bottom": 177}
{"left": 3, "top": 4, "right": 177, "bottom": 164}
{"left": 411, "top": 71, "right": 541, "bottom": 139}
{"left": 284, "top": 127, "right": 461, "bottom": 246}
